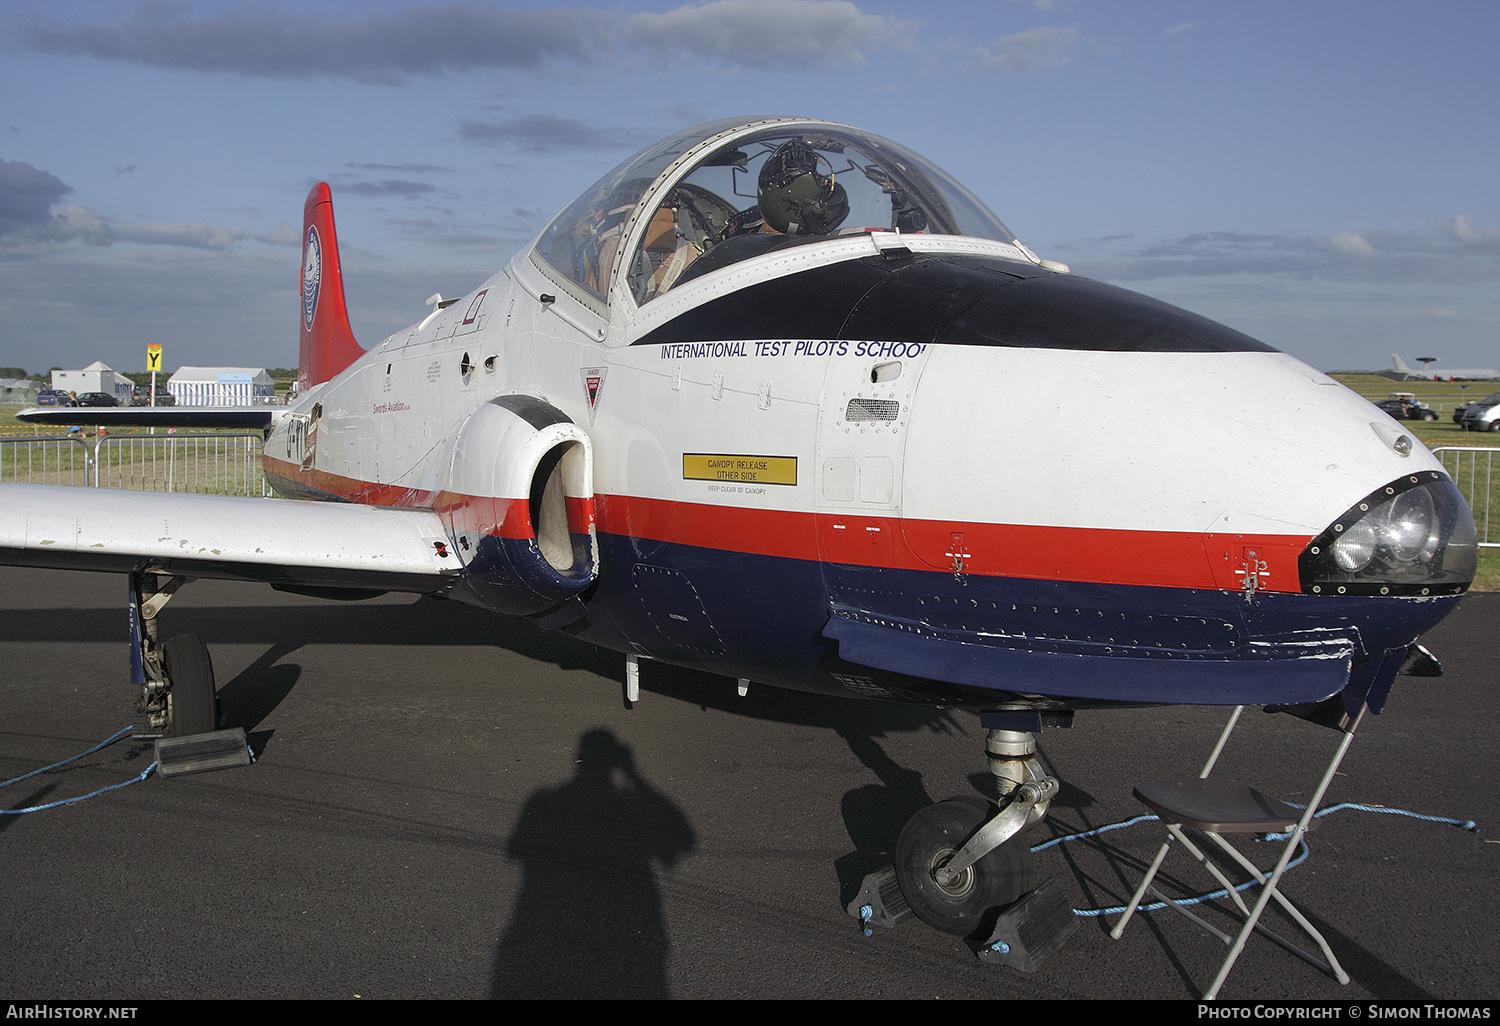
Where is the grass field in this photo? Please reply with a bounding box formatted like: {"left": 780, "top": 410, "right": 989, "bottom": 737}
{"left": 0, "top": 428, "right": 270, "bottom": 497}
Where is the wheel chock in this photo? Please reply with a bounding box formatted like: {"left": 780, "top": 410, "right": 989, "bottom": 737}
{"left": 976, "top": 876, "right": 1079, "bottom": 971}
{"left": 846, "top": 865, "right": 912, "bottom": 934}
{"left": 155, "top": 728, "right": 252, "bottom": 778}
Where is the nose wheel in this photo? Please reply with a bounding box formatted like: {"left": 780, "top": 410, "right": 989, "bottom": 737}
{"left": 894, "top": 795, "right": 1036, "bottom": 936}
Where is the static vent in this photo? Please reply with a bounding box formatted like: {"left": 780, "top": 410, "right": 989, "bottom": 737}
{"left": 846, "top": 398, "right": 900, "bottom": 422}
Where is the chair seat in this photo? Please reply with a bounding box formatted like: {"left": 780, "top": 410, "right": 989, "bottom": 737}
{"left": 1134, "top": 778, "right": 1316, "bottom": 834}
{"left": 1112, "top": 699, "right": 1366, "bottom": 997}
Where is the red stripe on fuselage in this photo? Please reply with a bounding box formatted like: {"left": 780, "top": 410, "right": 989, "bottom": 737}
{"left": 593, "top": 495, "right": 1309, "bottom": 592}
{"left": 264, "top": 457, "right": 1310, "bottom": 592}
{"left": 264, "top": 455, "right": 593, "bottom": 541}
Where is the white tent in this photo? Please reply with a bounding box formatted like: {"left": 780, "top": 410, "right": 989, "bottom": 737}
{"left": 0, "top": 379, "right": 43, "bottom": 405}
{"left": 52, "top": 361, "right": 133, "bottom": 399}
{"left": 167, "top": 367, "right": 276, "bottom": 406}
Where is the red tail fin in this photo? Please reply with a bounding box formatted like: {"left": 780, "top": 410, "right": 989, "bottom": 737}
{"left": 298, "top": 183, "right": 364, "bottom": 391}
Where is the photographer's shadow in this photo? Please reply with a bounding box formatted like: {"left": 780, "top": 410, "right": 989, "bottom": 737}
{"left": 490, "top": 729, "right": 694, "bottom": 999}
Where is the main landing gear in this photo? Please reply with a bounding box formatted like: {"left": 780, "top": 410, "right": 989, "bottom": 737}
{"left": 160, "top": 633, "right": 218, "bottom": 737}
{"left": 128, "top": 570, "right": 250, "bottom": 776}
{"left": 129, "top": 571, "right": 218, "bottom": 738}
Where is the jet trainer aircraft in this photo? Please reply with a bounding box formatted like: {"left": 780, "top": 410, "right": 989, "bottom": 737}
{"left": 2, "top": 117, "right": 1478, "bottom": 938}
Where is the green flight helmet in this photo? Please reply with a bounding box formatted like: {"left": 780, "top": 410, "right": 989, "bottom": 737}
{"left": 757, "top": 140, "right": 850, "bottom": 236}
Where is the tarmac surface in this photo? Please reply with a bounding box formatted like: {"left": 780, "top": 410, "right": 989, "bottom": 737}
{"left": 1, "top": 565, "right": 1495, "bottom": 1000}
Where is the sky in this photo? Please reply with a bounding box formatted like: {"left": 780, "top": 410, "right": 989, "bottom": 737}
{"left": 1, "top": 0, "right": 1497, "bottom": 376}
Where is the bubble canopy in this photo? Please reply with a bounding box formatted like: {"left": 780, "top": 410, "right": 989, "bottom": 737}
{"left": 532, "top": 118, "right": 1018, "bottom": 308}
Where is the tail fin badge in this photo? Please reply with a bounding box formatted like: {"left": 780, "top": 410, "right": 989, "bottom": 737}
{"left": 302, "top": 225, "right": 322, "bottom": 331}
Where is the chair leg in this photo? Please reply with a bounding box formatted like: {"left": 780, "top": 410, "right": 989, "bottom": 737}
{"left": 1111, "top": 834, "right": 1174, "bottom": 939}
{"left": 1202, "top": 829, "right": 1350, "bottom": 1000}
{"left": 1176, "top": 828, "right": 1255, "bottom": 918}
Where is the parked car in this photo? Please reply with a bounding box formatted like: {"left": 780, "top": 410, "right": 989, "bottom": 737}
{"left": 1453, "top": 400, "right": 1479, "bottom": 424}
{"left": 35, "top": 390, "right": 65, "bottom": 406}
{"left": 75, "top": 392, "right": 119, "bottom": 407}
{"left": 1375, "top": 394, "right": 1439, "bottom": 421}
{"left": 130, "top": 383, "right": 176, "bottom": 406}
{"left": 1461, "top": 390, "right": 1500, "bottom": 432}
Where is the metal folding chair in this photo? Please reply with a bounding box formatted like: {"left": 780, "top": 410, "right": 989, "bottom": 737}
{"left": 1109, "top": 697, "right": 1368, "bottom": 999}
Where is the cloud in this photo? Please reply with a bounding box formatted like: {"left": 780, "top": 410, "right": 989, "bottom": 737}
{"left": 12, "top": 2, "right": 912, "bottom": 83}
{"left": 0, "top": 158, "right": 252, "bottom": 251}
{"left": 1077, "top": 219, "right": 1500, "bottom": 285}
{"left": 0, "top": 158, "right": 72, "bottom": 235}
{"left": 349, "top": 162, "right": 455, "bottom": 175}
{"left": 965, "top": 25, "right": 1078, "bottom": 74}
{"left": 457, "top": 114, "right": 650, "bottom": 153}
{"left": 113, "top": 222, "right": 249, "bottom": 249}
{"left": 617, "top": 0, "right": 914, "bottom": 69}
{"left": 0, "top": 240, "right": 502, "bottom": 373}
{"left": 385, "top": 216, "right": 534, "bottom": 254}
{"left": 1438, "top": 214, "right": 1500, "bottom": 248}
{"left": 1317, "top": 232, "right": 1377, "bottom": 257}
{"left": 1164, "top": 21, "right": 1199, "bottom": 38}
{"left": 337, "top": 179, "right": 440, "bottom": 199}
{"left": 256, "top": 223, "right": 300, "bottom": 246}
{"left": 1429, "top": 306, "right": 1461, "bottom": 320}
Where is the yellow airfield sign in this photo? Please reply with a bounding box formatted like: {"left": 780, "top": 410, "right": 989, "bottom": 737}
{"left": 146, "top": 345, "right": 163, "bottom": 372}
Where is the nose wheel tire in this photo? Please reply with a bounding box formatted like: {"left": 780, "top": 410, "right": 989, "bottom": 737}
{"left": 163, "top": 634, "right": 218, "bottom": 737}
{"left": 895, "top": 795, "right": 1036, "bottom": 936}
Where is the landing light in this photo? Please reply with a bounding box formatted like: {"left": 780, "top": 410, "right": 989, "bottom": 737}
{"left": 1301, "top": 473, "right": 1476, "bottom": 595}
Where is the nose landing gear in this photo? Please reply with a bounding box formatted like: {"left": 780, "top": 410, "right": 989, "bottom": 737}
{"left": 895, "top": 795, "right": 1035, "bottom": 935}
{"left": 893, "top": 728, "right": 1059, "bottom": 937}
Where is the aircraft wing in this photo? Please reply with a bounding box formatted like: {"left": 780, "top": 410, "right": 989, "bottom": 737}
{"left": 16, "top": 406, "right": 275, "bottom": 429}
{"left": 0, "top": 484, "right": 460, "bottom": 594}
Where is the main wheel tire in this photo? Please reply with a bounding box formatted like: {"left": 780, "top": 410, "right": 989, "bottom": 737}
{"left": 163, "top": 634, "right": 217, "bottom": 737}
{"left": 894, "top": 795, "right": 1036, "bottom": 937}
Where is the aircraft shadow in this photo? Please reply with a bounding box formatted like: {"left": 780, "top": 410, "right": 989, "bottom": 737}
{"left": 639, "top": 659, "right": 972, "bottom": 911}
{"left": 489, "top": 728, "right": 694, "bottom": 999}
{"left": 0, "top": 597, "right": 618, "bottom": 677}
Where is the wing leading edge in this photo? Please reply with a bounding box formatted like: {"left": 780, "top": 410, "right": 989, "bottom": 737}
{"left": 15, "top": 406, "right": 276, "bottom": 429}
{"left": 0, "top": 484, "right": 460, "bottom": 594}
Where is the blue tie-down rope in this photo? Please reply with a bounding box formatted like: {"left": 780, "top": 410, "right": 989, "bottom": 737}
{"left": 1030, "top": 804, "right": 1480, "bottom": 918}
{"left": 1, "top": 726, "right": 156, "bottom": 814}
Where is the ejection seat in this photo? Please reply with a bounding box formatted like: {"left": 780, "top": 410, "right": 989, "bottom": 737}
{"left": 1107, "top": 661, "right": 1407, "bottom": 999}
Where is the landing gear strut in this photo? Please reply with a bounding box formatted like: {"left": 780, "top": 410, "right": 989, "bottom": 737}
{"left": 894, "top": 728, "right": 1059, "bottom": 935}
{"left": 129, "top": 570, "right": 216, "bottom": 737}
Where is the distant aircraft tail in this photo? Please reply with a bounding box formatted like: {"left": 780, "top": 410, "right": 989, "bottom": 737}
{"left": 298, "top": 183, "right": 364, "bottom": 391}
{"left": 1391, "top": 353, "right": 1414, "bottom": 376}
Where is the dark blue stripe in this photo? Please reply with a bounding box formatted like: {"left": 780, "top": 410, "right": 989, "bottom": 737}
{"left": 572, "top": 533, "right": 1459, "bottom": 710}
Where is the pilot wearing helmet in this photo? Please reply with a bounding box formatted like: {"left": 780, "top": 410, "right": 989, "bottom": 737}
{"left": 755, "top": 139, "right": 850, "bottom": 236}
{"left": 632, "top": 139, "right": 853, "bottom": 303}
{"left": 717, "top": 139, "right": 851, "bottom": 240}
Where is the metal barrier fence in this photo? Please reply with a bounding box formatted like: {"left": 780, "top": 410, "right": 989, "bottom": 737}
{"left": 0, "top": 433, "right": 272, "bottom": 497}
{"left": 0, "top": 436, "right": 93, "bottom": 487}
{"left": 1432, "top": 446, "right": 1500, "bottom": 547}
